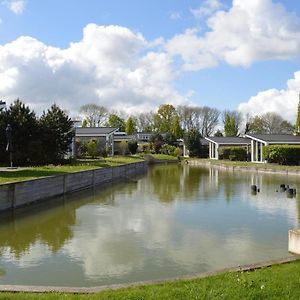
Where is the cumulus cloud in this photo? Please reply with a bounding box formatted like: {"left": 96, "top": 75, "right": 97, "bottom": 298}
{"left": 238, "top": 72, "right": 300, "bottom": 122}
{"left": 7, "top": 0, "right": 26, "bottom": 15}
{"left": 0, "top": 24, "right": 190, "bottom": 116}
{"left": 190, "top": 0, "right": 224, "bottom": 18}
{"left": 167, "top": 0, "right": 300, "bottom": 71}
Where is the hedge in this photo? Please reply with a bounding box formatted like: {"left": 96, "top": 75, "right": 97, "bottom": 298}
{"left": 219, "top": 146, "right": 247, "bottom": 161}
{"left": 263, "top": 145, "right": 300, "bottom": 165}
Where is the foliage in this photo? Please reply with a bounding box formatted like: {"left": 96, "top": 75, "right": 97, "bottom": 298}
{"left": 119, "top": 140, "right": 128, "bottom": 155}
{"left": 160, "top": 144, "right": 177, "bottom": 156}
{"left": 248, "top": 112, "right": 294, "bottom": 134}
{"left": 82, "top": 119, "right": 87, "bottom": 128}
{"left": 0, "top": 99, "right": 40, "bottom": 165}
{"left": 174, "top": 147, "right": 182, "bottom": 157}
{"left": 184, "top": 128, "right": 201, "bottom": 157}
{"left": 223, "top": 110, "right": 241, "bottom": 137}
{"left": 125, "top": 117, "right": 137, "bottom": 135}
{"left": 219, "top": 146, "right": 247, "bottom": 161}
{"left": 141, "top": 143, "right": 150, "bottom": 153}
{"left": 79, "top": 104, "right": 108, "bottom": 127}
{"left": 106, "top": 113, "right": 126, "bottom": 131}
{"left": 128, "top": 141, "right": 138, "bottom": 154}
{"left": 263, "top": 145, "right": 300, "bottom": 165}
{"left": 39, "top": 104, "right": 74, "bottom": 163}
{"left": 86, "top": 139, "right": 98, "bottom": 158}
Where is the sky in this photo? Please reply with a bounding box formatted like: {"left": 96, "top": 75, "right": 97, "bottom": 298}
{"left": 1, "top": 0, "right": 300, "bottom": 122}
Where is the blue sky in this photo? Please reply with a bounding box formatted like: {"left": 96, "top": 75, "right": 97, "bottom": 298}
{"left": 1, "top": 0, "right": 300, "bottom": 121}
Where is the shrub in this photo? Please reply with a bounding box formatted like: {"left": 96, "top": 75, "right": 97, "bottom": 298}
{"left": 174, "top": 147, "right": 182, "bottom": 158}
{"left": 229, "top": 147, "right": 247, "bottom": 161}
{"left": 219, "top": 146, "right": 247, "bottom": 161}
{"left": 128, "top": 141, "right": 138, "bottom": 154}
{"left": 86, "top": 139, "right": 98, "bottom": 158}
{"left": 160, "top": 144, "right": 177, "bottom": 156}
{"left": 141, "top": 143, "right": 150, "bottom": 153}
{"left": 263, "top": 145, "right": 300, "bottom": 165}
{"left": 119, "top": 140, "right": 128, "bottom": 155}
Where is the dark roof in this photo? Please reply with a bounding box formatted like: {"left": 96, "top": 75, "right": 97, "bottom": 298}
{"left": 205, "top": 136, "right": 251, "bottom": 145}
{"left": 75, "top": 127, "right": 118, "bottom": 136}
{"left": 246, "top": 134, "right": 300, "bottom": 144}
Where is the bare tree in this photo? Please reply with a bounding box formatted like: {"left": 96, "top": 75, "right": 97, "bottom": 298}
{"left": 198, "top": 106, "right": 220, "bottom": 136}
{"left": 79, "top": 104, "right": 108, "bottom": 127}
{"left": 136, "top": 112, "right": 155, "bottom": 132}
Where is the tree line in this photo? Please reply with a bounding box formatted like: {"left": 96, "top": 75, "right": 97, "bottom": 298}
{"left": 0, "top": 100, "right": 74, "bottom": 165}
{"left": 80, "top": 103, "right": 295, "bottom": 137}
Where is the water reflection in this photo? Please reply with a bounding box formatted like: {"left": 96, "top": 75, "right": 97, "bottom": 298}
{"left": 0, "top": 165, "right": 298, "bottom": 286}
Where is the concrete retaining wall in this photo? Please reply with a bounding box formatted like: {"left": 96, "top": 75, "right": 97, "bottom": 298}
{"left": 0, "top": 161, "right": 147, "bottom": 212}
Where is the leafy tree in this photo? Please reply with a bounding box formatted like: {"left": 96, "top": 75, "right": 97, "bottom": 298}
{"left": 248, "top": 112, "right": 293, "bottom": 134}
{"left": 223, "top": 110, "right": 242, "bottom": 137}
{"left": 79, "top": 104, "right": 108, "bottom": 127}
{"left": 106, "top": 113, "right": 126, "bottom": 131}
{"left": 154, "top": 104, "right": 183, "bottom": 137}
{"left": 0, "top": 99, "right": 40, "bottom": 165}
{"left": 125, "top": 117, "right": 137, "bottom": 135}
{"left": 82, "top": 119, "right": 87, "bottom": 128}
{"left": 128, "top": 141, "right": 138, "bottom": 154}
{"left": 40, "top": 104, "right": 74, "bottom": 163}
{"left": 184, "top": 128, "right": 201, "bottom": 157}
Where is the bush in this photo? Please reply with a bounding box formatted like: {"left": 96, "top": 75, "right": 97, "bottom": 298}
{"left": 128, "top": 141, "right": 138, "bottom": 154}
{"left": 160, "top": 144, "right": 177, "bottom": 156}
{"left": 229, "top": 147, "right": 247, "bottom": 161}
{"left": 174, "top": 147, "right": 182, "bottom": 158}
{"left": 263, "top": 145, "right": 300, "bottom": 165}
{"left": 119, "top": 140, "right": 128, "bottom": 155}
{"left": 141, "top": 143, "right": 150, "bottom": 153}
{"left": 86, "top": 139, "right": 98, "bottom": 158}
{"left": 219, "top": 146, "right": 247, "bottom": 161}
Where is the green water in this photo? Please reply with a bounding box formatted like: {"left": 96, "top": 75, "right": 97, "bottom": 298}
{"left": 0, "top": 164, "right": 299, "bottom": 287}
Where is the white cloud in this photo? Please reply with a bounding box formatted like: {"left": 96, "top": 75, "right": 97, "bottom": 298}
{"left": 167, "top": 0, "right": 300, "bottom": 71}
{"left": 190, "top": 0, "right": 224, "bottom": 18}
{"left": 8, "top": 0, "right": 26, "bottom": 15}
{"left": 238, "top": 71, "right": 300, "bottom": 122}
{"left": 0, "top": 24, "right": 191, "bottom": 116}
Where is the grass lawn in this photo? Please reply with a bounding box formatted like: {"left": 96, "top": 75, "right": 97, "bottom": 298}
{"left": 0, "top": 156, "right": 143, "bottom": 184}
{"left": 149, "top": 154, "right": 179, "bottom": 161}
{"left": 193, "top": 158, "right": 300, "bottom": 171}
{"left": 1, "top": 260, "right": 300, "bottom": 299}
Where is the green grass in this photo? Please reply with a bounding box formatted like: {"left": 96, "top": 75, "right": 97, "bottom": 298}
{"left": 150, "top": 154, "right": 179, "bottom": 161}
{"left": 1, "top": 260, "right": 300, "bottom": 299}
{"left": 0, "top": 156, "right": 143, "bottom": 184}
{"left": 193, "top": 158, "right": 300, "bottom": 171}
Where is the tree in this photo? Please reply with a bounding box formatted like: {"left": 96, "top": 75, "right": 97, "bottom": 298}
{"left": 154, "top": 104, "right": 183, "bottom": 137}
{"left": 223, "top": 110, "right": 242, "bottom": 137}
{"left": 248, "top": 112, "right": 294, "bottom": 134}
{"left": 106, "top": 113, "right": 126, "bottom": 131}
{"left": 79, "top": 104, "right": 108, "bottom": 127}
{"left": 0, "top": 99, "right": 40, "bottom": 165}
{"left": 125, "top": 117, "right": 137, "bottom": 135}
{"left": 214, "top": 130, "right": 223, "bottom": 137}
{"left": 136, "top": 112, "right": 155, "bottom": 132}
{"left": 40, "top": 104, "right": 74, "bottom": 163}
{"left": 184, "top": 128, "right": 201, "bottom": 157}
{"left": 198, "top": 106, "right": 220, "bottom": 137}
{"left": 82, "top": 119, "right": 87, "bottom": 128}
{"left": 295, "top": 96, "right": 300, "bottom": 135}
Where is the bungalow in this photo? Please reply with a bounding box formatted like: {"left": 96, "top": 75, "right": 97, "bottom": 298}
{"left": 245, "top": 134, "right": 300, "bottom": 163}
{"left": 205, "top": 136, "right": 251, "bottom": 160}
{"left": 74, "top": 127, "right": 118, "bottom": 156}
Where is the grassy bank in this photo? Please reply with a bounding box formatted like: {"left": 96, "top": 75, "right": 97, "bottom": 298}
{"left": 192, "top": 158, "right": 300, "bottom": 171}
{"left": 0, "top": 156, "right": 143, "bottom": 184}
{"left": 1, "top": 259, "right": 300, "bottom": 299}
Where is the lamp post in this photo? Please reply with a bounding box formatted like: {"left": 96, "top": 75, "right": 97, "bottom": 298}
{"left": 6, "top": 124, "right": 13, "bottom": 168}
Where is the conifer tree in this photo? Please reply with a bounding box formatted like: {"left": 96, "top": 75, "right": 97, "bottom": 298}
{"left": 295, "top": 94, "right": 300, "bottom": 135}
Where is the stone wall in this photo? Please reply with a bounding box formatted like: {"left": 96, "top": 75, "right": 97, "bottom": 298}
{"left": 0, "top": 161, "right": 147, "bottom": 212}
